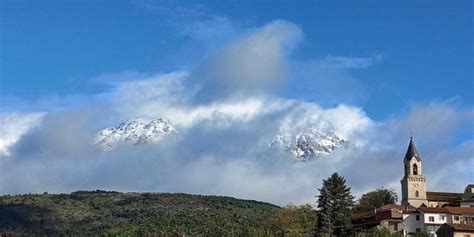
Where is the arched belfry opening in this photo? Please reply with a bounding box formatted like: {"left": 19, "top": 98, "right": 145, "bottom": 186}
{"left": 413, "top": 163, "right": 418, "bottom": 175}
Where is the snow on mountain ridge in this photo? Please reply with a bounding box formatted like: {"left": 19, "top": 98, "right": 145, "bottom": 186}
{"left": 270, "top": 130, "right": 346, "bottom": 161}
{"left": 94, "top": 117, "right": 176, "bottom": 150}
{"left": 95, "top": 117, "right": 346, "bottom": 161}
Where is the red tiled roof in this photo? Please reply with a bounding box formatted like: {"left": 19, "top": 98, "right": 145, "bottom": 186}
{"left": 353, "top": 204, "right": 422, "bottom": 218}
{"left": 352, "top": 210, "right": 376, "bottom": 219}
{"left": 444, "top": 223, "right": 474, "bottom": 232}
{"left": 380, "top": 204, "right": 404, "bottom": 210}
{"left": 380, "top": 204, "right": 416, "bottom": 212}
{"left": 352, "top": 204, "right": 411, "bottom": 219}
{"left": 445, "top": 207, "right": 474, "bottom": 215}
{"left": 426, "top": 191, "right": 463, "bottom": 202}
{"left": 419, "top": 207, "right": 451, "bottom": 214}
{"left": 416, "top": 206, "right": 474, "bottom": 214}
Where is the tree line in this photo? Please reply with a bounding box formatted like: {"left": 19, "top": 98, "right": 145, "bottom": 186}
{"left": 265, "top": 172, "right": 403, "bottom": 237}
{"left": 0, "top": 173, "right": 413, "bottom": 236}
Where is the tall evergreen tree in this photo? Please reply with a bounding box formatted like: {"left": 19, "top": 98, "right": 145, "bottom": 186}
{"left": 316, "top": 173, "right": 354, "bottom": 237}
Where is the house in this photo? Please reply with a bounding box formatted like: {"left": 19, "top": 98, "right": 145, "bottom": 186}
{"left": 420, "top": 207, "right": 450, "bottom": 236}
{"left": 352, "top": 204, "right": 410, "bottom": 232}
{"left": 402, "top": 207, "right": 449, "bottom": 236}
{"left": 436, "top": 223, "right": 474, "bottom": 237}
{"left": 444, "top": 207, "right": 474, "bottom": 225}
{"left": 402, "top": 207, "right": 474, "bottom": 236}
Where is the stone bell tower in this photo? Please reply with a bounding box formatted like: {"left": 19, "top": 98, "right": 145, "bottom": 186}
{"left": 401, "top": 137, "right": 428, "bottom": 207}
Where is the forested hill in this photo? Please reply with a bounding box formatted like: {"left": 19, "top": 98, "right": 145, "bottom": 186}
{"left": 0, "top": 190, "right": 280, "bottom": 236}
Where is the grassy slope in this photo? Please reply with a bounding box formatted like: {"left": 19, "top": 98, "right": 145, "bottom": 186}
{"left": 0, "top": 190, "right": 280, "bottom": 236}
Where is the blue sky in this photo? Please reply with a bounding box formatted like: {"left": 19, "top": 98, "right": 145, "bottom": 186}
{"left": 2, "top": 0, "right": 472, "bottom": 119}
{"left": 0, "top": 1, "right": 472, "bottom": 202}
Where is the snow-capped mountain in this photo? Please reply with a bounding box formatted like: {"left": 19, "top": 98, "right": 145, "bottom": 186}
{"left": 94, "top": 118, "right": 176, "bottom": 150}
{"left": 270, "top": 131, "right": 346, "bottom": 161}
{"left": 95, "top": 117, "right": 345, "bottom": 160}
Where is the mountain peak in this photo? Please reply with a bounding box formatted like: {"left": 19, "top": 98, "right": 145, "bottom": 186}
{"left": 94, "top": 117, "right": 176, "bottom": 150}
{"left": 270, "top": 130, "right": 346, "bottom": 161}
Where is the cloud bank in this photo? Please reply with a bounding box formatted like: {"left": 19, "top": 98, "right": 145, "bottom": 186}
{"left": 0, "top": 20, "right": 472, "bottom": 206}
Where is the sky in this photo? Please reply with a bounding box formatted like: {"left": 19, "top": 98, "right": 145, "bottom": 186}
{"left": 0, "top": 0, "right": 473, "bottom": 205}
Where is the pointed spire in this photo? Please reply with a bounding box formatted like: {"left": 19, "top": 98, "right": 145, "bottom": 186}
{"left": 405, "top": 136, "right": 421, "bottom": 161}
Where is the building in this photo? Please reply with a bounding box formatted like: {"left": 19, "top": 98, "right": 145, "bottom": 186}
{"left": 398, "top": 137, "right": 474, "bottom": 236}
{"left": 352, "top": 204, "right": 409, "bottom": 232}
{"left": 426, "top": 192, "right": 463, "bottom": 208}
{"left": 461, "top": 185, "right": 474, "bottom": 208}
{"left": 436, "top": 223, "right": 474, "bottom": 237}
{"left": 353, "top": 137, "right": 474, "bottom": 236}
{"left": 445, "top": 207, "right": 474, "bottom": 225}
{"left": 401, "top": 137, "right": 428, "bottom": 207}
{"left": 403, "top": 207, "right": 451, "bottom": 236}
{"left": 400, "top": 137, "right": 465, "bottom": 208}
{"left": 402, "top": 207, "right": 474, "bottom": 236}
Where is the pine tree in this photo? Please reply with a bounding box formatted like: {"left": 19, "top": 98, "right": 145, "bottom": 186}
{"left": 316, "top": 172, "right": 354, "bottom": 237}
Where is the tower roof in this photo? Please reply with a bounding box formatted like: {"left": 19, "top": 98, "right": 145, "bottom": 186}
{"left": 405, "top": 137, "right": 421, "bottom": 161}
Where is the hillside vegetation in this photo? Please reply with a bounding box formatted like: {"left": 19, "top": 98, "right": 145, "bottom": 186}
{"left": 0, "top": 190, "right": 281, "bottom": 236}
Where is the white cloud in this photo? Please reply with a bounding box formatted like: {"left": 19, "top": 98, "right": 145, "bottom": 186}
{"left": 0, "top": 82, "right": 378, "bottom": 205}
{"left": 1, "top": 74, "right": 472, "bottom": 206}
{"left": 0, "top": 112, "right": 45, "bottom": 156}
{"left": 0, "top": 19, "right": 471, "bottom": 207}
{"left": 198, "top": 20, "right": 303, "bottom": 96}
{"left": 288, "top": 54, "right": 383, "bottom": 106}
{"left": 277, "top": 103, "right": 373, "bottom": 143}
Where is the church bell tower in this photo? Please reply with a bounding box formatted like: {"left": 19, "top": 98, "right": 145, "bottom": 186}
{"left": 401, "top": 137, "right": 428, "bottom": 207}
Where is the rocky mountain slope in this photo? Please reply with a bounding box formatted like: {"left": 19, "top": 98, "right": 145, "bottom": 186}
{"left": 270, "top": 131, "right": 346, "bottom": 161}
{"left": 94, "top": 118, "right": 176, "bottom": 150}
{"left": 94, "top": 117, "right": 347, "bottom": 160}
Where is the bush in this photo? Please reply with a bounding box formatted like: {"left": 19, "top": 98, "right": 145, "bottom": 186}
{"left": 264, "top": 204, "right": 317, "bottom": 236}
{"left": 355, "top": 227, "right": 403, "bottom": 237}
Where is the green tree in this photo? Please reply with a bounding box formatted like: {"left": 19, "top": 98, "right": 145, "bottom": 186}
{"left": 316, "top": 173, "right": 354, "bottom": 237}
{"left": 411, "top": 232, "right": 430, "bottom": 237}
{"left": 264, "top": 204, "right": 317, "bottom": 236}
{"left": 354, "top": 188, "right": 398, "bottom": 212}
{"left": 355, "top": 227, "right": 403, "bottom": 237}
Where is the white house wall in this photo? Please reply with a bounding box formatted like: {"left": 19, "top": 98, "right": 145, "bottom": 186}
{"left": 403, "top": 213, "right": 423, "bottom": 236}
{"left": 423, "top": 213, "right": 449, "bottom": 236}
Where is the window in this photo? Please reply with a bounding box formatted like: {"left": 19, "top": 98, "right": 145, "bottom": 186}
{"left": 454, "top": 216, "right": 460, "bottom": 221}
{"left": 415, "top": 190, "right": 419, "bottom": 197}
{"left": 416, "top": 215, "right": 420, "bottom": 221}
{"left": 429, "top": 216, "right": 434, "bottom": 222}
{"left": 413, "top": 164, "right": 418, "bottom": 175}
{"left": 439, "top": 215, "right": 444, "bottom": 220}
{"left": 416, "top": 228, "right": 421, "bottom": 233}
